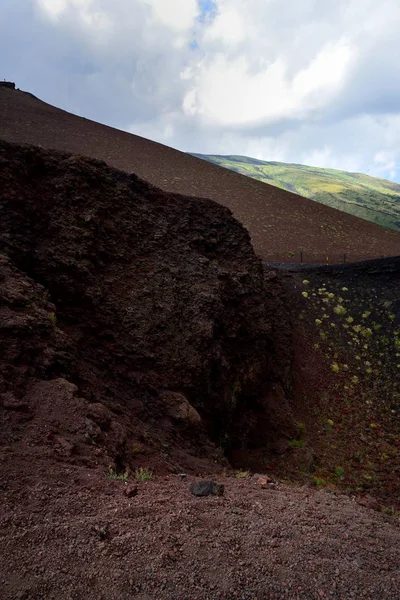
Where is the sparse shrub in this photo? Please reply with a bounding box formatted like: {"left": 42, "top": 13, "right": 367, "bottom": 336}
{"left": 354, "top": 450, "right": 364, "bottom": 463}
{"left": 48, "top": 311, "right": 57, "bottom": 325}
{"left": 297, "top": 422, "right": 307, "bottom": 438}
{"left": 235, "top": 470, "right": 250, "bottom": 478}
{"left": 310, "top": 476, "right": 326, "bottom": 489}
{"left": 107, "top": 467, "right": 129, "bottom": 482}
{"left": 381, "top": 506, "right": 400, "bottom": 518}
{"left": 288, "top": 421, "right": 307, "bottom": 449}
{"left": 323, "top": 418, "right": 334, "bottom": 432}
{"left": 135, "top": 467, "right": 153, "bottom": 481}
{"left": 361, "top": 327, "right": 373, "bottom": 339}
{"left": 131, "top": 443, "right": 143, "bottom": 455}
{"left": 289, "top": 439, "right": 305, "bottom": 449}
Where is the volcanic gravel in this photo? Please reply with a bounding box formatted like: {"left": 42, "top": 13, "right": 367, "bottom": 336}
{"left": 1, "top": 467, "right": 399, "bottom": 600}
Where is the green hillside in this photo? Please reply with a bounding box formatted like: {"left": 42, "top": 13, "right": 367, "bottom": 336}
{"left": 191, "top": 154, "right": 400, "bottom": 231}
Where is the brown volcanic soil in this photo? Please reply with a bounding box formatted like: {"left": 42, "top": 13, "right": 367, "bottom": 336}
{"left": 1, "top": 465, "right": 400, "bottom": 600}
{"left": 1, "top": 86, "right": 400, "bottom": 262}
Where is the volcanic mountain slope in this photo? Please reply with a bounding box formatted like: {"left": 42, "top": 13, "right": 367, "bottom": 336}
{"left": 193, "top": 154, "right": 400, "bottom": 232}
{"left": 1, "top": 85, "right": 400, "bottom": 262}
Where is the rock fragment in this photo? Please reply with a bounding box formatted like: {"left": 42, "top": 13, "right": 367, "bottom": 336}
{"left": 124, "top": 485, "right": 138, "bottom": 498}
{"left": 189, "top": 480, "right": 224, "bottom": 497}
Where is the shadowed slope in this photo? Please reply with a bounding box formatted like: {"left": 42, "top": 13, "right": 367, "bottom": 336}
{"left": 1, "top": 86, "right": 400, "bottom": 261}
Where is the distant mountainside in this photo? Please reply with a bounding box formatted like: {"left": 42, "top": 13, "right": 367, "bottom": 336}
{"left": 192, "top": 155, "right": 400, "bottom": 231}
{"left": 2, "top": 86, "right": 400, "bottom": 262}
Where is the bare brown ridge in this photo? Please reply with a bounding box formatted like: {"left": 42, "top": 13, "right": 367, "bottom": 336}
{"left": 1, "top": 86, "right": 400, "bottom": 262}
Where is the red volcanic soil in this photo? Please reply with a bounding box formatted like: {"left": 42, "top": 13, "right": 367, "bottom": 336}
{"left": 2, "top": 465, "right": 400, "bottom": 600}
{"left": 1, "top": 86, "right": 400, "bottom": 262}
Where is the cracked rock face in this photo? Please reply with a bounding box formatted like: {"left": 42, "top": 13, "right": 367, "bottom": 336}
{"left": 0, "top": 140, "right": 295, "bottom": 472}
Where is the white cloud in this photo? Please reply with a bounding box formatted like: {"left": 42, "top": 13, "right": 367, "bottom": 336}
{"left": 182, "top": 40, "right": 353, "bottom": 126}
{"left": 301, "top": 146, "right": 363, "bottom": 173}
{"left": 204, "top": 4, "right": 246, "bottom": 45}
{"left": 292, "top": 41, "right": 353, "bottom": 106}
{"left": 138, "top": 0, "right": 199, "bottom": 31}
{"left": 1, "top": 0, "right": 400, "bottom": 181}
{"left": 36, "top": 0, "right": 111, "bottom": 42}
{"left": 373, "top": 151, "right": 397, "bottom": 179}
{"left": 36, "top": 0, "right": 68, "bottom": 20}
{"left": 37, "top": 0, "right": 93, "bottom": 21}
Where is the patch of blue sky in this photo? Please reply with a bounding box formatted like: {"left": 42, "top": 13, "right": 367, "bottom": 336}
{"left": 190, "top": 0, "right": 217, "bottom": 49}
{"left": 198, "top": 0, "right": 217, "bottom": 22}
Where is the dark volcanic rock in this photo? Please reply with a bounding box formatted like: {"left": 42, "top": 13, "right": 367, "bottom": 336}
{"left": 0, "top": 81, "right": 15, "bottom": 90}
{"left": 123, "top": 485, "right": 138, "bottom": 498}
{"left": 0, "top": 140, "right": 295, "bottom": 471}
{"left": 189, "top": 480, "right": 224, "bottom": 497}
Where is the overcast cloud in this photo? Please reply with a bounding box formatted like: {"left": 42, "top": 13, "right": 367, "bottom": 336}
{"left": 1, "top": 0, "right": 400, "bottom": 180}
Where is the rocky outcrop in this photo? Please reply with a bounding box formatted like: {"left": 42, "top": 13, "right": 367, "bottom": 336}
{"left": 0, "top": 140, "right": 295, "bottom": 472}
{"left": 0, "top": 81, "right": 15, "bottom": 90}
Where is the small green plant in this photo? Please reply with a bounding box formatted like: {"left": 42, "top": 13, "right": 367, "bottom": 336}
{"left": 310, "top": 475, "right": 326, "bottom": 489}
{"left": 323, "top": 418, "right": 334, "bottom": 432}
{"left": 131, "top": 443, "right": 143, "bottom": 455}
{"left": 107, "top": 467, "right": 129, "bottom": 482}
{"left": 48, "top": 311, "right": 57, "bottom": 325}
{"left": 289, "top": 421, "right": 307, "bottom": 448}
{"left": 297, "top": 422, "right": 307, "bottom": 438}
{"left": 334, "top": 466, "right": 345, "bottom": 478}
{"left": 219, "top": 432, "right": 231, "bottom": 452}
{"left": 135, "top": 467, "right": 153, "bottom": 481}
{"left": 289, "top": 439, "right": 305, "bottom": 449}
{"left": 235, "top": 470, "right": 250, "bottom": 479}
{"left": 381, "top": 506, "right": 400, "bottom": 518}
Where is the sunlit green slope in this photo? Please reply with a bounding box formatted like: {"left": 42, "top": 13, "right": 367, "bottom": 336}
{"left": 191, "top": 154, "right": 400, "bottom": 231}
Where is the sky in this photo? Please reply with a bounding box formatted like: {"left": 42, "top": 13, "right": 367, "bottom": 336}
{"left": 1, "top": 0, "right": 400, "bottom": 181}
